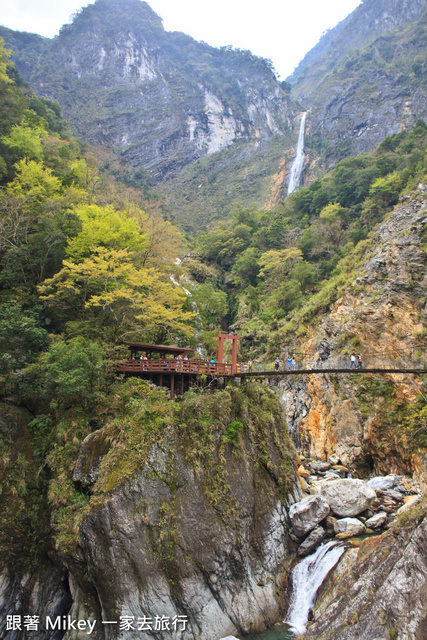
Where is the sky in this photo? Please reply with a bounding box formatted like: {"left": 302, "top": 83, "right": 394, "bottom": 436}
{"left": 1, "top": 0, "right": 362, "bottom": 78}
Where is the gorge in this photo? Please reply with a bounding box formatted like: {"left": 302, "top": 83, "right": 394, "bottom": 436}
{"left": 0, "top": 0, "right": 426, "bottom": 639}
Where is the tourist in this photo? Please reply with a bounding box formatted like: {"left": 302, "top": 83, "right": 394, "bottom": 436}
{"left": 275, "top": 357, "right": 280, "bottom": 371}
{"left": 350, "top": 353, "right": 356, "bottom": 368}
{"left": 287, "top": 356, "right": 292, "bottom": 370}
{"left": 248, "top": 359, "right": 253, "bottom": 373}
{"left": 292, "top": 357, "right": 296, "bottom": 371}
{"left": 356, "top": 354, "right": 362, "bottom": 369}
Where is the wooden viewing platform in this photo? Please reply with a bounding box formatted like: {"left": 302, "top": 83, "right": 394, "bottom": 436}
{"left": 116, "top": 340, "right": 427, "bottom": 399}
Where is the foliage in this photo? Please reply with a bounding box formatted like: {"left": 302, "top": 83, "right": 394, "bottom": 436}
{"left": 27, "top": 336, "right": 107, "bottom": 410}
{"left": 0, "top": 300, "right": 49, "bottom": 396}
{"left": 188, "top": 120, "right": 427, "bottom": 358}
{"left": 400, "top": 395, "right": 427, "bottom": 451}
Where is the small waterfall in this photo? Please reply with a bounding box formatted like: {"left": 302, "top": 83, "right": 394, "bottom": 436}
{"left": 286, "top": 540, "right": 346, "bottom": 635}
{"left": 287, "top": 112, "right": 307, "bottom": 195}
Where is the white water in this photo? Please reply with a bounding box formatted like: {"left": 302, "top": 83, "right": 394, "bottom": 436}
{"left": 286, "top": 540, "right": 346, "bottom": 635}
{"left": 287, "top": 112, "right": 307, "bottom": 195}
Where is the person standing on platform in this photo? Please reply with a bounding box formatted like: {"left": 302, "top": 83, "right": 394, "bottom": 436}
{"left": 287, "top": 356, "right": 292, "bottom": 370}
{"left": 275, "top": 357, "right": 280, "bottom": 371}
{"left": 292, "top": 357, "right": 296, "bottom": 370}
{"left": 350, "top": 353, "right": 356, "bottom": 368}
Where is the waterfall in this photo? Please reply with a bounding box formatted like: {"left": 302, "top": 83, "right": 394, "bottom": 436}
{"left": 285, "top": 540, "right": 346, "bottom": 635}
{"left": 287, "top": 112, "right": 307, "bottom": 195}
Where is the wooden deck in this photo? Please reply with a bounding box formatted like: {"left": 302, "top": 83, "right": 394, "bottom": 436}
{"left": 115, "top": 358, "right": 235, "bottom": 376}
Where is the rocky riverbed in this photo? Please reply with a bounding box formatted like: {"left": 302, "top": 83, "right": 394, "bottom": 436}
{"left": 291, "top": 453, "right": 421, "bottom": 557}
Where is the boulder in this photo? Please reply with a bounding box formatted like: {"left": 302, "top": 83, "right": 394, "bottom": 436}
{"left": 289, "top": 494, "right": 331, "bottom": 537}
{"left": 334, "top": 518, "right": 366, "bottom": 537}
{"left": 298, "top": 465, "right": 311, "bottom": 478}
{"left": 367, "top": 475, "right": 395, "bottom": 491}
{"left": 332, "top": 465, "right": 349, "bottom": 478}
{"left": 320, "top": 479, "right": 377, "bottom": 517}
{"left": 311, "top": 461, "right": 331, "bottom": 473}
{"left": 365, "top": 512, "right": 388, "bottom": 529}
{"left": 298, "top": 526, "right": 326, "bottom": 557}
{"left": 324, "top": 471, "right": 341, "bottom": 480}
{"left": 328, "top": 454, "right": 341, "bottom": 466}
{"left": 309, "top": 477, "right": 337, "bottom": 495}
{"left": 383, "top": 489, "right": 404, "bottom": 502}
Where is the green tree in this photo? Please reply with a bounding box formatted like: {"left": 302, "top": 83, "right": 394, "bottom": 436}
{"left": 1, "top": 110, "right": 49, "bottom": 162}
{"left": 32, "top": 336, "right": 106, "bottom": 410}
{"left": 65, "top": 204, "right": 146, "bottom": 262}
{"left": 0, "top": 301, "right": 49, "bottom": 396}
{"left": 38, "top": 247, "right": 195, "bottom": 341}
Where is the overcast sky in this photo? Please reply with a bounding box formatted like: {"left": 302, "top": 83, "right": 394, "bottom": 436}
{"left": 1, "top": 0, "right": 362, "bottom": 78}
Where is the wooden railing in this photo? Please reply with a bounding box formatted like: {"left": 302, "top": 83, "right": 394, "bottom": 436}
{"left": 115, "top": 358, "right": 236, "bottom": 375}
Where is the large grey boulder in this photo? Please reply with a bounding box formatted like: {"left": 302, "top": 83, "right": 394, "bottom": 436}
{"left": 334, "top": 517, "right": 366, "bottom": 537}
{"left": 311, "top": 461, "right": 331, "bottom": 473}
{"left": 289, "top": 494, "right": 330, "bottom": 537}
{"left": 320, "top": 479, "right": 376, "bottom": 517}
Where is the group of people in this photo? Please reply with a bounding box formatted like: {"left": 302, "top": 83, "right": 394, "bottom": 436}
{"left": 272, "top": 353, "right": 363, "bottom": 371}
{"left": 350, "top": 353, "right": 363, "bottom": 369}
{"left": 274, "top": 356, "right": 296, "bottom": 371}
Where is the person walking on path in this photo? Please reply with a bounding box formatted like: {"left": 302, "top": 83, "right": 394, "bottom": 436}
{"left": 356, "top": 354, "right": 362, "bottom": 369}
{"left": 350, "top": 353, "right": 356, "bottom": 368}
{"left": 292, "top": 357, "right": 296, "bottom": 371}
{"left": 287, "top": 356, "right": 292, "bottom": 370}
{"left": 248, "top": 359, "right": 253, "bottom": 373}
{"left": 275, "top": 357, "right": 280, "bottom": 371}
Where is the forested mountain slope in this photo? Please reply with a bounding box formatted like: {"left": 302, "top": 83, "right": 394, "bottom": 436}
{"left": 1, "top": 0, "right": 427, "bottom": 229}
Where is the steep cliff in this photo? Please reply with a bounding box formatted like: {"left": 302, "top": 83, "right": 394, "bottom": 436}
{"left": 0, "top": 382, "right": 302, "bottom": 640}
{"left": 291, "top": 0, "right": 427, "bottom": 172}
{"left": 302, "top": 503, "right": 427, "bottom": 640}
{"left": 2, "top": 0, "right": 426, "bottom": 226}
{"left": 277, "top": 184, "right": 427, "bottom": 475}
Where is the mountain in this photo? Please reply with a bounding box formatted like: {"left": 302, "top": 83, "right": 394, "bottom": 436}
{"left": 0, "top": 0, "right": 300, "bottom": 229}
{"left": 1, "top": 0, "right": 427, "bottom": 228}
{"left": 291, "top": 0, "right": 427, "bottom": 170}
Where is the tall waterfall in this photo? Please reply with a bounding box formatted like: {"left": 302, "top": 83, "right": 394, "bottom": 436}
{"left": 287, "top": 112, "right": 307, "bottom": 195}
{"left": 286, "top": 540, "right": 346, "bottom": 635}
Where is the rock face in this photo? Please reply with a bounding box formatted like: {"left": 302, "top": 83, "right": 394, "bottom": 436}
{"left": 63, "top": 430, "right": 302, "bottom": 640}
{"left": 0, "top": 565, "right": 72, "bottom": 640}
{"left": 290, "top": 0, "right": 427, "bottom": 168}
{"left": 320, "top": 479, "right": 376, "bottom": 518}
{"left": 289, "top": 494, "right": 330, "bottom": 537}
{"left": 279, "top": 187, "right": 427, "bottom": 474}
{"left": 304, "top": 507, "right": 427, "bottom": 640}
